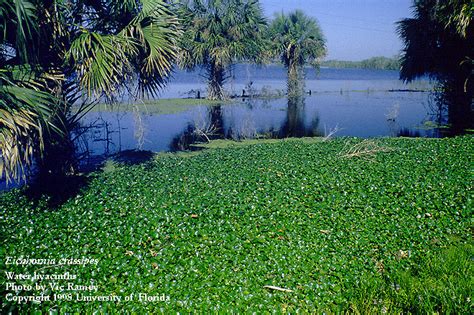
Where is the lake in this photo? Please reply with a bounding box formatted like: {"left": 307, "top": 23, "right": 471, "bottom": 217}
{"left": 0, "top": 65, "right": 439, "bottom": 190}
{"left": 77, "top": 64, "right": 437, "bottom": 161}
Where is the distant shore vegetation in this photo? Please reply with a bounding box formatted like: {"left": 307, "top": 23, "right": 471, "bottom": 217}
{"left": 321, "top": 56, "right": 401, "bottom": 70}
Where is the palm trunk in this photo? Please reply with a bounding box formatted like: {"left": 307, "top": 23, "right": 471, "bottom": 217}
{"left": 36, "top": 78, "right": 79, "bottom": 190}
{"left": 287, "top": 59, "right": 304, "bottom": 97}
{"left": 207, "top": 62, "right": 226, "bottom": 100}
{"left": 445, "top": 76, "right": 474, "bottom": 134}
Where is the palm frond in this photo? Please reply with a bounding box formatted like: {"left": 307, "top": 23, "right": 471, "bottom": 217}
{"left": 65, "top": 1, "right": 180, "bottom": 98}
{"left": 0, "top": 71, "right": 60, "bottom": 183}
{"left": 268, "top": 10, "right": 326, "bottom": 69}
{"left": 121, "top": 0, "right": 181, "bottom": 97}
{"left": 397, "top": 0, "right": 472, "bottom": 82}
{"left": 66, "top": 31, "right": 136, "bottom": 97}
{"left": 0, "top": 0, "right": 38, "bottom": 64}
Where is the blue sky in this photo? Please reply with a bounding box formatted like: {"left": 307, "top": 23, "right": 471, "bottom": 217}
{"left": 260, "top": 0, "right": 414, "bottom": 61}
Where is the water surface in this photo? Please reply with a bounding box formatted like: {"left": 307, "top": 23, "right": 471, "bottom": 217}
{"left": 78, "top": 65, "right": 436, "bottom": 160}
{"left": 1, "top": 65, "right": 439, "bottom": 190}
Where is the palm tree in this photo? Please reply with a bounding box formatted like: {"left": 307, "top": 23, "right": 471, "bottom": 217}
{"left": 397, "top": 0, "right": 473, "bottom": 132}
{"left": 0, "top": 0, "right": 60, "bottom": 182}
{"left": 397, "top": 0, "right": 472, "bottom": 82}
{"left": 1, "top": 0, "right": 180, "bottom": 183}
{"left": 268, "top": 10, "right": 326, "bottom": 96}
{"left": 0, "top": 69, "right": 60, "bottom": 183}
{"left": 436, "top": 0, "right": 473, "bottom": 39}
{"left": 177, "top": 0, "right": 267, "bottom": 100}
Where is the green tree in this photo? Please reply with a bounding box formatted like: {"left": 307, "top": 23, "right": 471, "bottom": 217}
{"left": 177, "top": 0, "right": 267, "bottom": 100}
{"left": 397, "top": 0, "right": 473, "bottom": 131}
{"left": 1, "top": 0, "right": 180, "bottom": 183}
{"left": 321, "top": 56, "right": 401, "bottom": 70}
{"left": 398, "top": 0, "right": 472, "bottom": 83}
{"left": 268, "top": 10, "right": 326, "bottom": 95}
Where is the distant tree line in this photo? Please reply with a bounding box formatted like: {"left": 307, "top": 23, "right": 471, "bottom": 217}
{"left": 321, "top": 56, "right": 401, "bottom": 70}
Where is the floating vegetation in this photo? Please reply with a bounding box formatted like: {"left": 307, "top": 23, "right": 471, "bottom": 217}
{"left": 1, "top": 136, "right": 472, "bottom": 313}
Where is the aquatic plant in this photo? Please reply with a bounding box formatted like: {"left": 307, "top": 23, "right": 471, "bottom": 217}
{"left": 1, "top": 136, "right": 472, "bottom": 312}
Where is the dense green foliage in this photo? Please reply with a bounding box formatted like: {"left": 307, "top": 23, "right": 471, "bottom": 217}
{"left": 397, "top": 0, "right": 473, "bottom": 83}
{"left": 177, "top": 0, "right": 267, "bottom": 100}
{"left": 1, "top": 137, "right": 472, "bottom": 313}
{"left": 268, "top": 10, "right": 326, "bottom": 95}
{"left": 322, "top": 56, "right": 401, "bottom": 71}
{"left": 349, "top": 242, "right": 473, "bottom": 314}
{"left": 1, "top": 0, "right": 180, "bottom": 182}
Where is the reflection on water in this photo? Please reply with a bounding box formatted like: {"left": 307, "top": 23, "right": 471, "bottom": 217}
{"left": 77, "top": 89, "right": 441, "bottom": 163}
{"left": 279, "top": 93, "right": 321, "bottom": 138}
{"left": 168, "top": 96, "right": 321, "bottom": 151}
{"left": 2, "top": 66, "right": 471, "bottom": 192}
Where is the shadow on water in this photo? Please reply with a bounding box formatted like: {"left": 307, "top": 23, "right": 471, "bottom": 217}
{"left": 1, "top": 137, "right": 156, "bottom": 210}
{"left": 437, "top": 83, "right": 473, "bottom": 136}
{"left": 5, "top": 149, "right": 156, "bottom": 209}
{"left": 417, "top": 83, "right": 473, "bottom": 137}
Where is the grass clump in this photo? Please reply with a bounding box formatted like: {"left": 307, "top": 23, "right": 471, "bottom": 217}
{"left": 0, "top": 136, "right": 472, "bottom": 313}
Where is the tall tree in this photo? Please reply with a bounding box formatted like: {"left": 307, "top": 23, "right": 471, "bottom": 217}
{"left": 268, "top": 10, "right": 326, "bottom": 96}
{"left": 177, "top": 0, "right": 267, "bottom": 100}
{"left": 397, "top": 0, "right": 473, "bottom": 132}
{"left": 0, "top": 0, "right": 180, "bottom": 183}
